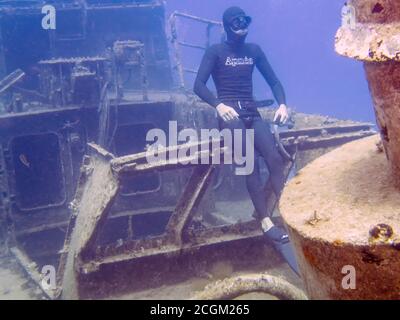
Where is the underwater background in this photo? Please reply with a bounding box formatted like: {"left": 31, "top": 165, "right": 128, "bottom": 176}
{"left": 167, "top": 0, "right": 375, "bottom": 123}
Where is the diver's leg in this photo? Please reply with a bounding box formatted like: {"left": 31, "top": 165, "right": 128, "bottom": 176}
{"left": 219, "top": 118, "right": 247, "bottom": 143}
{"left": 220, "top": 118, "right": 271, "bottom": 219}
{"left": 220, "top": 117, "right": 282, "bottom": 221}
{"left": 247, "top": 117, "right": 286, "bottom": 221}
{"left": 251, "top": 118, "right": 300, "bottom": 275}
{"left": 245, "top": 150, "right": 271, "bottom": 219}
{"left": 252, "top": 118, "right": 286, "bottom": 203}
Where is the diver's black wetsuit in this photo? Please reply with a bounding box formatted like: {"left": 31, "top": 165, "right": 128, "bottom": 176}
{"left": 193, "top": 14, "right": 287, "bottom": 220}
{"left": 192, "top": 6, "right": 300, "bottom": 275}
{"left": 193, "top": 41, "right": 286, "bottom": 108}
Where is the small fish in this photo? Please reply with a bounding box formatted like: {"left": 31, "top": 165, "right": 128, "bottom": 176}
{"left": 19, "top": 154, "right": 30, "bottom": 168}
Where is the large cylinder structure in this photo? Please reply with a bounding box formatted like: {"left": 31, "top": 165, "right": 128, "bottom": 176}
{"left": 280, "top": 0, "right": 400, "bottom": 300}
{"left": 336, "top": 0, "right": 400, "bottom": 185}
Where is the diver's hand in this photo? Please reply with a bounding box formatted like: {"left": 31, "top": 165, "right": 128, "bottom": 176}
{"left": 273, "top": 104, "right": 289, "bottom": 125}
{"left": 216, "top": 103, "right": 239, "bottom": 122}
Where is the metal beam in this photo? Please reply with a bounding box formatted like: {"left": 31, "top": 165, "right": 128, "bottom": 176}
{"left": 82, "top": 220, "right": 262, "bottom": 272}
{"left": 166, "top": 164, "right": 216, "bottom": 245}
{"left": 111, "top": 139, "right": 222, "bottom": 173}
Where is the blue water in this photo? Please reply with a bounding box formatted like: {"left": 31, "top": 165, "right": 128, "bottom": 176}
{"left": 167, "top": 0, "right": 375, "bottom": 123}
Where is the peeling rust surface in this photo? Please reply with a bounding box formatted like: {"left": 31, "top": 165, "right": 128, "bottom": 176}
{"left": 364, "top": 62, "right": 400, "bottom": 185}
{"left": 336, "top": 0, "right": 400, "bottom": 62}
{"left": 351, "top": 0, "right": 400, "bottom": 24}
{"left": 336, "top": 24, "right": 400, "bottom": 62}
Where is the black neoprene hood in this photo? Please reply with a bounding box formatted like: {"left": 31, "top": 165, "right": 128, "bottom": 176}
{"left": 222, "top": 6, "right": 251, "bottom": 31}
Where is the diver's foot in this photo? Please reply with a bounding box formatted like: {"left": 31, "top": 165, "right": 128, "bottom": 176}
{"left": 264, "top": 225, "right": 289, "bottom": 244}
{"left": 264, "top": 226, "right": 301, "bottom": 277}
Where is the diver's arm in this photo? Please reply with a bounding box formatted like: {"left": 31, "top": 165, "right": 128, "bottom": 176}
{"left": 194, "top": 47, "right": 239, "bottom": 121}
{"left": 255, "top": 46, "right": 289, "bottom": 123}
{"left": 193, "top": 47, "right": 221, "bottom": 108}
{"left": 255, "top": 46, "right": 287, "bottom": 105}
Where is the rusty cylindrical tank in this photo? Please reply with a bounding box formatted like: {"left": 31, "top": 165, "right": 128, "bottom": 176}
{"left": 279, "top": 0, "right": 400, "bottom": 300}
{"left": 336, "top": 0, "right": 400, "bottom": 185}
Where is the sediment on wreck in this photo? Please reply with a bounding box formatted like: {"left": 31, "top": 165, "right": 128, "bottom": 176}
{"left": 280, "top": 136, "right": 400, "bottom": 299}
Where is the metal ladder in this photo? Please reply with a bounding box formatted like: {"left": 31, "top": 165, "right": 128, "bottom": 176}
{"left": 169, "top": 11, "right": 224, "bottom": 89}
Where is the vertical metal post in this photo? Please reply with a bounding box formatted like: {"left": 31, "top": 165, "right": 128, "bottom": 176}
{"left": 169, "top": 13, "right": 185, "bottom": 89}
{"left": 138, "top": 45, "right": 149, "bottom": 101}
{"left": 206, "top": 24, "right": 212, "bottom": 49}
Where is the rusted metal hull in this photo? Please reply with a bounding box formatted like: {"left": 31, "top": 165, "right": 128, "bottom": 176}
{"left": 336, "top": 0, "right": 400, "bottom": 185}
{"left": 55, "top": 122, "right": 374, "bottom": 299}
{"left": 2, "top": 111, "right": 375, "bottom": 299}
{"left": 55, "top": 137, "right": 224, "bottom": 297}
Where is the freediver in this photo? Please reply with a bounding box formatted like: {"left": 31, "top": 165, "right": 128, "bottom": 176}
{"left": 194, "top": 6, "right": 299, "bottom": 275}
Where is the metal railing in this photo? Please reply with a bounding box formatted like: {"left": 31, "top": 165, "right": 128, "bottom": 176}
{"left": 169, "top": 11, "right": 224, "bottom": 89}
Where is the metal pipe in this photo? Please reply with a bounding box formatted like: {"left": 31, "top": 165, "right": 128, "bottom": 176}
{"left": 191, "top": 274, "right": 307, "bottom": 300}
{"left": 171, "top": 11, "right": 222, "bottom": 26}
